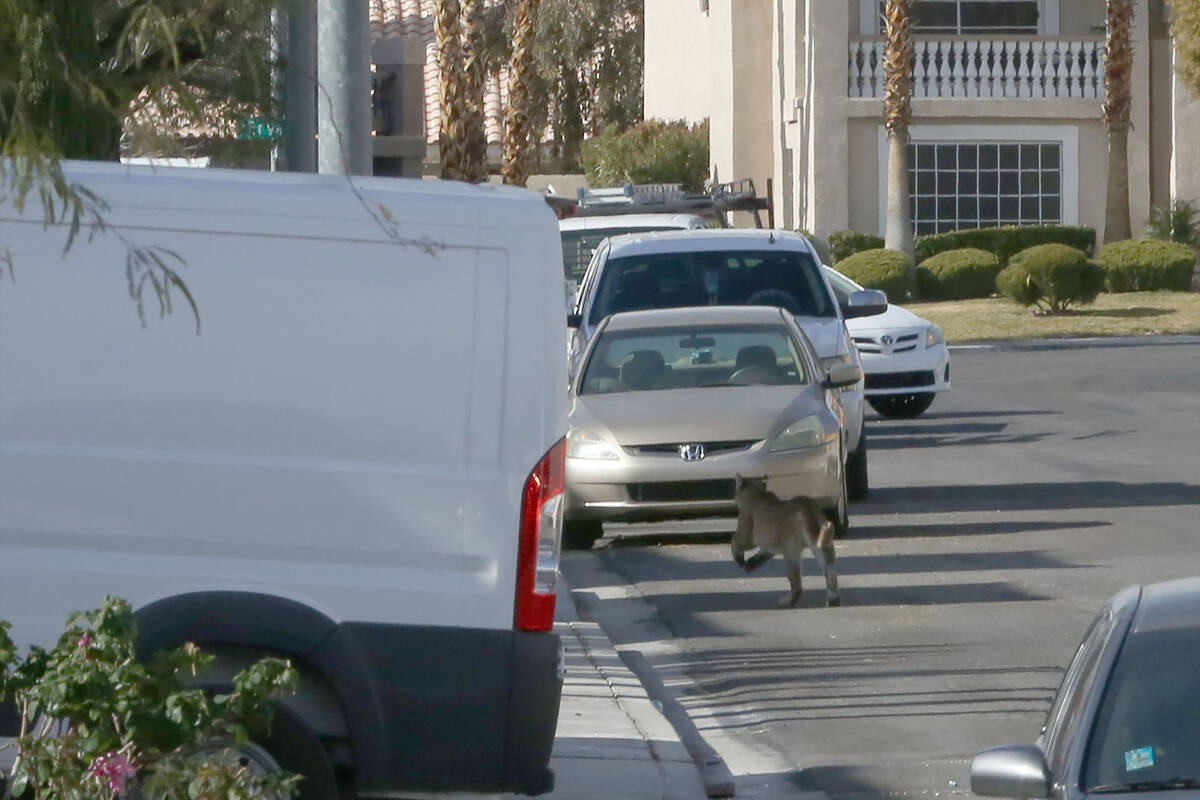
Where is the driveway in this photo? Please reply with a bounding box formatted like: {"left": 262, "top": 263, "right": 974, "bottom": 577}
{"left": 562, "top": 341, "right": 1200, "bottom": 800}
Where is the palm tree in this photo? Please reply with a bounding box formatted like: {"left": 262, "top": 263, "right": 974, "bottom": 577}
{"left": 502, "top": 0, "right": 540, "bottom": 186}
{"left": 1103, "top": 0, "right": 1134, "bottom": 242}
{"left": 459, "top": 0, "right": 489, "bottom": 181}
{"left": 882, "top": 0, "right": 915, "bottom": 267}
{"left": 436, "top": 0, "right": 471, "bottom": 180}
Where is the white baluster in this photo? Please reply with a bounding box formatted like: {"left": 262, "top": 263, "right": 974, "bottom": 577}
{"left": 1064, "top": 40, "right": 1079, "bottom": 97}
{"left": 849, "top": 41, "right": 861, "bottom": 97}
{"left": 914, "top": 40, "right": 928, "bottom": 98}
{"left": 871, "top": 41, "right": 884, "bottom": 97}
{"left": 965, "top": 40, "right": 980, "bottom": 97}
{"left": 1032, "top": 41, "right": 1047, "bottom": 98}
{"left": 1083, "top": 40, "right": 1098, "bottom": 99}
{"left": 950, "top": 41, "right": 965, "bottom": 96}
{"left": 979, "top": 40, "right": 995, "bottom": 97}
{"left": 1002, "top": 41, "right": 1018, "bottom": 97}
{"left": 1014, "top": 40, "right": 1029, "bottom": 97}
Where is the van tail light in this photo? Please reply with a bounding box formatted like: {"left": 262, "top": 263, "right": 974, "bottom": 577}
{"left": 515, "top": 437, "right": 565, "bottom": 632}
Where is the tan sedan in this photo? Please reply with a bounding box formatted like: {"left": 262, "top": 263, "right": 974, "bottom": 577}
{"left": 563, "top": 305, "right": 862, "bottom": 549}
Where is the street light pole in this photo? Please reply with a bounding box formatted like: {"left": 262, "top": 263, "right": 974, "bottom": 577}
{"left": 317, "top": 0, "right": 372, "bottom": 175}
{"left": 285, "top": 0, "right": 318, "bottom": 173}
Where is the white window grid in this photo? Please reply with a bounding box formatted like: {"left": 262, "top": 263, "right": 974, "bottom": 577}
{"left": 907, "top": 141, "right": 1063, "bottom": 235}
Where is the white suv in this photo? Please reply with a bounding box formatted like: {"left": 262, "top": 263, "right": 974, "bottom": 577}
{"left": 569, "top": 229, "right": 885, "bottom": 504}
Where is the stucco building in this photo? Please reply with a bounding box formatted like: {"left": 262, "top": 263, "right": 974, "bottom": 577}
{"left": 645, "top": 0, "right": 1200, "bottom": 240}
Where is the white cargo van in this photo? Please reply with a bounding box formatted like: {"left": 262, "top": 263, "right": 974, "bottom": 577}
{"left": 0, "top": 162, "right": 568, "bottom": 797}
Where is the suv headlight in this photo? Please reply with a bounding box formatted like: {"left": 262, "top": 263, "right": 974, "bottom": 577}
{"left": 925, "top": 324, "right": 945, "bottom": 348}
{"left": 770, "top": 415, "right": 833, "bottom": 452}
{"left": 567, "top": 427, "right": 619, "bottom": 460}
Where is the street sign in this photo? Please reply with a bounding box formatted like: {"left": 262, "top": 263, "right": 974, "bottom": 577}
{"left": 237, "top": 117, "right": 282, "bottom": 140}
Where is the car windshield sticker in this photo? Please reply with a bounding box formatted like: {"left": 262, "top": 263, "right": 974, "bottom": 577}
{"left": 1124, "top": 746, "right": 1155, "bottom": 772}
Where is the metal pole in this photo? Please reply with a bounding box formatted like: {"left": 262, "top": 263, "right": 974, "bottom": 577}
{"left": 286, "top": 0, "right": 318, "bottom": 172}
{"left": 317, "top": 0, "right": 372, "bottom": 175}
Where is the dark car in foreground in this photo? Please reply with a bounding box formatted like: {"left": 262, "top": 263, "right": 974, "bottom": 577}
{"left": 972, "top": 576, "right": 1200, "bottom": 800}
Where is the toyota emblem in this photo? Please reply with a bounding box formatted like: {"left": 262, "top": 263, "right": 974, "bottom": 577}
{"left": 679, "top": 443, "right": 706, "bottom": 461}
{"left": 880, "top": 334, "right": 894, "bottom": 346}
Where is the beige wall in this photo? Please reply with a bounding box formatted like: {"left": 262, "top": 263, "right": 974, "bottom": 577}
{"left": 1060, "top": 0, "right": 1105, "bottom": 36}
{"left": 643, "top": 0, "right": 711, "bottom": 123}
{"left": 1173, "top": 56, "right": 1200, "bottom": 204}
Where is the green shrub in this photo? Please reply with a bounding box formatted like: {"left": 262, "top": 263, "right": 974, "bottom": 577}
{"left": 835, "top": 248, "right": 912, "bottom": 300}
{"left": 997, "top": 243, "right": 1104, "bottom": 313}
{"left": 1098, "top": 238, "right": 1197, "bottom": 292}
{"left": 1145, "top": 198, "right": 1200, "bottom": 246}
{"left": 828, "top": 230, "right": 885, "bottom": 264}
{"left": 914, "top": 225, "right": 1097, "bottom": 264}
{"left": 916, "top": 247, "right": 1001, "bottom": 299}
{"left": 581, "top": 119, "right": 710, "bottom": 193}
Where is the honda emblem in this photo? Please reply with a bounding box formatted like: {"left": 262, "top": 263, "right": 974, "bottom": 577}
{"left": 679, "top": 443, "right": 706, "bottom": 461}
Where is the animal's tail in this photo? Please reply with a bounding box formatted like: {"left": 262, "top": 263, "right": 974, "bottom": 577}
{"left": 816, "top": 521, "right": 836, "bottom": 562}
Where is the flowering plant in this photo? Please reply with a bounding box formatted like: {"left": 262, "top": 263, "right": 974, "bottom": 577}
{"left": 0, "top": 597, "right": 299, "bottom": 799}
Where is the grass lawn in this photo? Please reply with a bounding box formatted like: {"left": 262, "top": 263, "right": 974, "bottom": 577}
{"left": 908, "top": 291, "right": 1200, "bottom": 344}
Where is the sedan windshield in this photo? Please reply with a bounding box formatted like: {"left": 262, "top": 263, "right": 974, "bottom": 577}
{"left": 1084, "top": 627, "right": 1200, "bottom": 793}
{"left": 588, "top": 249, "right": 835, "bottom": 326}
{"left": 578, "top": 324, "right": 807, "bottom": 395}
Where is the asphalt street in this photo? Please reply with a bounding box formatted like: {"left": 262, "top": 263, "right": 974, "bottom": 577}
{"left": 562, "top": 340, "right": 1200, "bottom": 800}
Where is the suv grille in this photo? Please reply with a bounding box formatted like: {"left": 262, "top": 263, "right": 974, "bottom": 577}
{"left": 865, "top": 370, "right": 936, "bottom": 389}
{"left": 627, "top": 480, "right": 736, "bottom": 503}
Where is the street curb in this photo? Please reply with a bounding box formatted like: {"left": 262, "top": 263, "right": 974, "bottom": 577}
{"left": 949, "top": 333, "right": 1200, "bottom": 352}
{"left": 570, "top": 585, "right": 738, "bottom": 799}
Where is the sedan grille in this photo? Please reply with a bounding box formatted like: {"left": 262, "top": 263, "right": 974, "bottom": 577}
{"left": 865, "top": 370, "right": 936, "bottom": 389}
{"left": 627, "top": 479, "right": 737, "bottom": 503}
{"left": 853, "top": 332, "right": 921, "bottom": 355}
{"left": 627, "top": 439, "right": 759, "bottom": 457}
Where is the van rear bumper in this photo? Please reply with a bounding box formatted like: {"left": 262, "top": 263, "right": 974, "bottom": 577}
{"left": 328, "top": 622, "right": 563, "bottom": 796}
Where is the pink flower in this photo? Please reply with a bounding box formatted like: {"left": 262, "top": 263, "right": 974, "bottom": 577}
{"left": 90, "top": 751, "right": 137, "bottom": 795}
{"left": 77, "top": 632, "right": 91, "bottom": 649}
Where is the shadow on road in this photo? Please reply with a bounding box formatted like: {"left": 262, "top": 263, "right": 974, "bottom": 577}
{"left": 866, "top": 481, "right": 1200, "bottom": 513}
{"left": 851, "top": 518, "right": 1112, "bottom": 539}
{"left": 615, "top": 580, "right": 1051, "bottom": 614}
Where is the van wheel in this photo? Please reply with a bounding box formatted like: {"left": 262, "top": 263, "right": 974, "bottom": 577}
{"left": 868, "top": 393, "right": 935, "bottom": 419}
{"left": 193, "top": 700, "right": 338, "bottom": 800}
{"left": 563, "top": 520, "right": 603, "bottom": 550}
{"left": 846, "top": 439, "right": 868, "bottom": 502}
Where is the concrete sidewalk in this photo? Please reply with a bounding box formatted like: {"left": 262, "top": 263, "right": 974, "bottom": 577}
{"left": 531, "top": 579, "right": 711, "bottom": 800}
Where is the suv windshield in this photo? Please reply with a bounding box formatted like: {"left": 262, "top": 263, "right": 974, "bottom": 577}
{"left": 1084, "top": 626, "right": 1200, "bottom": 793}
{"left": 579, "top": 324, "right": 807, "bottom": 395}
{"left": 587, "top": 249, "right": 835, "bottom": 326}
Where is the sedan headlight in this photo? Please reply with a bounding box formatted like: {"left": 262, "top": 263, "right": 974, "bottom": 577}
{"left": 925, "top": 324, "right": 945, "bottom": 348}
{"left": 770, "top": 415, "right": 833, "bottom": 452}
{"left": 567, "top": 427, "right": 619, "bottom": 460}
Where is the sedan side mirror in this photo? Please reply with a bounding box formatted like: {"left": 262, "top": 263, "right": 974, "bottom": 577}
{"left": 823, "top": 363, "right": 862, "bottom": 389}
{"left": 842, "top": 289, "right": 888, "bottom": 319}
{"left": 970, "top": 745, "right": 1051, "bottom": 799}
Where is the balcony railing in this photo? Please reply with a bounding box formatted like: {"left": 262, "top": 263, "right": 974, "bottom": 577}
{"left": 848, "top": 38, "right": 1105, "bottom": 99}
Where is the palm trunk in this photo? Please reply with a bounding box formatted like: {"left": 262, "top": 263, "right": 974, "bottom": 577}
{"left": 502, "top": 0, "right": 540, "bottom": 186}
{"left": 435, "top": 0, "right": 469, "bottom": 181}
{"left": 882, "top": 0, "right": 915, "bottom": 283}
{"left": 1102, "top": 0, "right": 1134, "bottom": 242}
{"left": 459, "top": 0, "right": 488, "bottom": 182}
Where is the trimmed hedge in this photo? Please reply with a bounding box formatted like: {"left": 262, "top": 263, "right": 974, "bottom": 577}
{"left": 996, "top": 243, "right": 1104, "bottom": 313}
{"left": 914, "top": 225, "right": 1097, "bottom": 265}
{"left": 1097, "top": 238, "right": 1197, "bottom": 292}
{"left": 916, "top": 247, "right": 1001, "bottom": 300}
{"left": 828, "top": 230, "right": 885, "bottom": 264}
{"left": 835, "top": 248, "right": 912, "bottom": 300}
